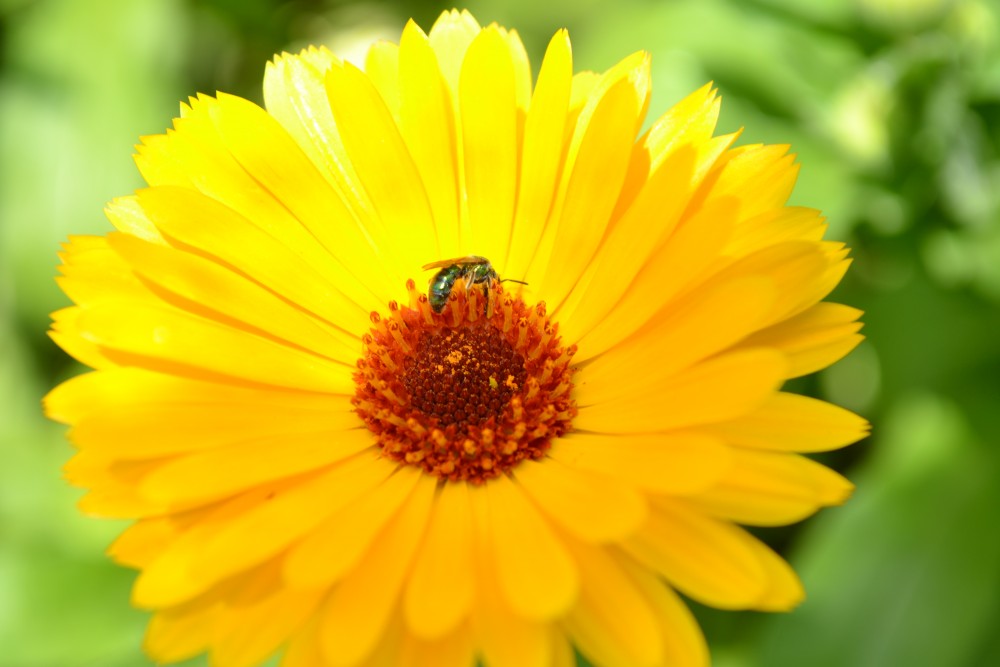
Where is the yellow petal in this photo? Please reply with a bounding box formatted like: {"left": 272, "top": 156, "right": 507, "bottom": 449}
{"left": 505, "top": 28, "right": 532, "bottom": 111}
{"left": 66, "top": 452, "right": 165, "bottom": 518}
{"left": 481, "top": 475, "right": 578, "bottom": 620}
{"left": 48, "top": 308, "right": 116, "bottom": 371}
{"left": 574, "top": 349, "right": 787, "bottom": 433}
{"left": 138, "top": 95, "right": 393, "bottom": 307}
{"left": 108, "top": 511, "right": 202, "bottom": 568}
{"left": 43, "top": 370, "right": 101, "bottom": 425}
{"left": 623, "top": 498, "right": 768, "bottom": 609}
{"left": 702, "top": 143, "right": 799, "bottom": 221}
{"left": 263, "top": 47, "right": 376, "bottom": 229}
{"left": 575, "top": 275, "right": 775, "bottom": 406}
{"left": 725, "top": 205, "right": 827, "bottom": 257}
{"left": 131, "top": 484, "right": 286, "bottom": 608}
{"left": 210, "top": 565, "right": 326, "bottom": 667}
{"left": 280, "top": 618, "right": 326, "bottom": 667}
{"left": 399, "top": 621, "right": 476, "bottom": 667}
{"left": 139, "top": 429, "right": 374, "bottom": 507}
{"left": 398, "top": 21, "right": 460, "bottom": 255}
{"left": 76, "top": 488, "right": 163, "bottom": 518}
{"left": 551, "top": 629, "right": 576, "bottom": 667}
{"left": 64, "top": 450, "right": 160, "bottom": 501}
{"left": 473, "top": 590, "right": 551, "bottom": 667}
{"left": 557, "top": 132, "right": 736, "bottom": 344}
{"left": 643, "top": 83, "right": 720, "bottom": 172}
{"left": 325, "top": 62, "right": 438, "bottom": 270}
{"left": 130, "top": 456, "right": 386, "bottom": 608}
{"left": 514, "top": 454, "right": 647, "bottom": 543}
{"left": 192, "top": 453, "right": 395, "bottom": 590}
{"left": 698, "top": 240, "right": 836, "bottom": 332}
{"left": 550, "top": 432, "right": 732, "bottom": 495}
{"left": 681, "top": 449, "right": 854, "bottom": 526}
{"left": 741, "top": 534, "right": 804, "bottom": 611}
{"left": 427, "top": 9, "right": 481, "bottom": 96}
{"left": 107, "top": 232, "right": 360, "bottom": 365}
{"left": 103, "top": 196, "right": 163, "bottom": 245}
{"left": 562, "top": 540, "right": 664, "bottom": 667}
{"left": 574, "top": 196, "right": 737, "bottom": 361}
{"left": 44, "top": 366, "right": 350, "bottom": 428}
{"left": 74, "top": 301, "right": 353, "bottom": 394}
{"left": 459, "top": 25, "right": 518, "bottom": 261}
{"left": 619, "top": 557, "right": 710, "bottom": 667}
{"left": 134, "top": 130, "right": 196, "bottom": 191}
{"left": 136, "top": 185, "right": 374, "bottom": 332}
{"left": 505, "top": 29, "right": 572, "bottom": 280}
{"left": 364, "top": 40, "right": 400, "bottom": 119}
{"left": 143, "top": 594, "right": 220, "bottom": 663}
{"left": 735, "top": 301, "right": 864, "bottom": 378}
{"left": 55, "top": 235, "right": 153, "bottom": 306}
{"left": 704, "top": 391, "right": 870, "bottom": 452}
{"left": 569, "top": 70, "right": 600, "bottom": 115}
{"left": 283, "top": 465, "right": 423, "bottom": 589}
{"left": 471, "top": 486, "right": 553, "bottom": 667}
{"left": 209, "top": 92, "right": 403, "bottom": 302}
{"left": 533, "top": 55, "right": 649, "bottom": 311}
{"left": 513, "top": 68, "right": 602, "bottom": 277}
{"left": 403, "top": 482, "right": 475, "bottom": 640}
{"left": 354, "top": 613, "right": 406, "bottom": 667}
{"left": 318, "top": 474, "right": 437, "bottom": 667}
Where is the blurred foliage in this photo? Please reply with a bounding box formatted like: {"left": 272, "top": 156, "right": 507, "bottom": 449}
{"left": 2, "top": 0, "right": 999, "bottom": 665}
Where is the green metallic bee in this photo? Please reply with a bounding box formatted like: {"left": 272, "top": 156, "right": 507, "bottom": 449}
{"left": 422, "top": 255, "right": 527, "bottom": 313}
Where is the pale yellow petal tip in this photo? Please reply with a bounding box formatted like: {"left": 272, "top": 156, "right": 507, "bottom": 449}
{"left": 271, "top": 44, "right": 322, "bottom": 63}
{"left": 265, "top": 57, "right": 281, "bottom": 77}
{"left": 638, "top": 49, "right": 653, "bottom": 70}
{"left": 430, "top": 8, "right": 482, "bottom": 36}
{"left": 607, "top": 50, "right": 652, "bottom": 93}
{"left": 104, "top": 195, "right": 138, "bottom": 217}
{"left": 480, "top": 22, "right": 507, "bottom": 38}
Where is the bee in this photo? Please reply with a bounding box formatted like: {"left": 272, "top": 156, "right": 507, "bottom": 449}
{"left": 422, "top": 255, "right": 527, "bottom": 313}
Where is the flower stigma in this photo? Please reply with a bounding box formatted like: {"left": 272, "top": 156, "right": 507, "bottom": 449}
{"left": 353, "top": 279, "right": 577, "bottom": 483}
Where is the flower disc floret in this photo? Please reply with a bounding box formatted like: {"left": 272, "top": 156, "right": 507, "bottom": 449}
{"left": 353, "top": 280, "right": 577, "bottom": 483}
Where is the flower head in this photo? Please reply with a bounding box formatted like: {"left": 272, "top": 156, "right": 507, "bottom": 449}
{"left": 46, "top": 9, "right": 869, "bottom": 667}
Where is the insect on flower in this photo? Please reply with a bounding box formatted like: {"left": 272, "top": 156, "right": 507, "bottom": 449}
{"left": 422, "top": 255, "right": 527, "bottom": 313}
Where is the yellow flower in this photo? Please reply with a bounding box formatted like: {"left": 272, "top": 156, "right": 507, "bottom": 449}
{"left": 46, "top": 9, "right": 869, "bottom": 667}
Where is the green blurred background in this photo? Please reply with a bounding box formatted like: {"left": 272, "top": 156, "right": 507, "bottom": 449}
{"left": 2, "top": 0, "right": 999, "bottom": 665}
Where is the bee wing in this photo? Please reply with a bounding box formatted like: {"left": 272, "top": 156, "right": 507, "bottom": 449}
{"left": 421, "top": 255, "right": 487, "bottom": 271}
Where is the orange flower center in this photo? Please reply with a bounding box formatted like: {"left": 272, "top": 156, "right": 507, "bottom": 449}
{"left": 353, "top": 279, "right": 577, "bottom": 483}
